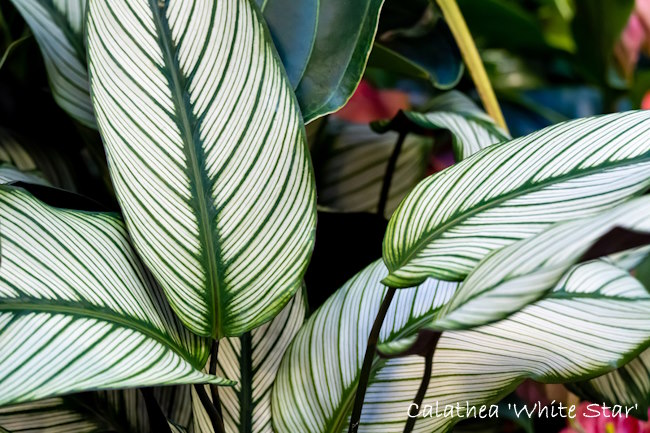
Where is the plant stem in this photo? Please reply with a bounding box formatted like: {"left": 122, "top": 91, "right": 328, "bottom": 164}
{"left": 403, "top": 348, "right": 435, "bottom": 433}
{"left": 348, "top": 287, "right": 397, "bottom": 433}
{"left": 140, "top": 388, "right": 173, "bottom": 433}
{"left": 436, "top": 0, "right": 509, "bottom": 133}
{"left": 194, "top": 384, "right": 226, "bottom": 433}
{"left": 208, "top": 339, "right": 223, "bottom": 419}
{"left": 377, "top": 132, "right": 407, "bottom": 218}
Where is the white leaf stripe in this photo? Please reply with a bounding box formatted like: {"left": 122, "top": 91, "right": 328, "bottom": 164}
{"left": 570, "top": 347, "right": 650, "bottom": 419}
{"left": 9, "top": 0, "right": 94, "bottom": 127}
{"left": 272, "top": 260, "right": 458, "bottom": 433}
{"left": 433, "top": 196, "right": 650, "bottom": 330}
{"left": 87, "top": 0, "right": 316, "bottom": 338}
{"left": 273, "top": 260, "right": 650, "bottom": 433}
{"left": 0, "top": 188, "right": 230, "bottom": 406}
{"left": 383, "top": 111, "right": 650, "bottom": 288}
{"left": 192, "top": 288, "right": 306, "bottom": 433}
{"left": 317, "top": 122, "right": 433, "bottom": 218}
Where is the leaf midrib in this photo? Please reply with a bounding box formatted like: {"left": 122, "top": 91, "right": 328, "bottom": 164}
{"left": 390, "top": 154, "right": 650, "bottom": 275}
{"left": 0, "top": 299, "right": 198, "bottom": 368}
{"left": 150, "top": 1, "right": 222, "bottom": 338}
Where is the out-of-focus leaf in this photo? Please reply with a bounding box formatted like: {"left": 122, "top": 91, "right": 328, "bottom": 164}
{"left": 572, "top": 0, "right": 635, "bottom": 87}
{"left": 296, "top": 0, "right": 385, "bottom": 122}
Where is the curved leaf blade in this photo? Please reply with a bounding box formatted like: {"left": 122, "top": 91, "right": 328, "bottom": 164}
{"left": 258, "top": 0, "right": 319, "bottom": 88}
{"left": 372, "top": 91, "right": 510, "bottom": 160}
{"left": 273, "top": 259, "right": 650, "bottom": 432}
{"left": 192, "top": 289, "right": 307, "bottom": 433}
{"left": 434, "top": 196, "right": 650, "bottom": 330}
{"left": 383, "top": 111, "right": 650, "bottom": 288}
{"left": 296, "top": 0, "right": 385, "bottom": 123}
{"left": 9, "top": 0, "right": 94, "bottom": 127}
{"left": 87, "top": 0, "right": 317, "bottom": 338}
{"left": 272, "top": 260, "right": 458, "bottom": 433}
{"left": 0, "top": 187, "right": 230, "bottom": 406}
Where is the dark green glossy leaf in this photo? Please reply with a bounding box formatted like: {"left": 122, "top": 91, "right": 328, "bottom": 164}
{"left": 257, "top": 0, "right": 319, "bottom": 88}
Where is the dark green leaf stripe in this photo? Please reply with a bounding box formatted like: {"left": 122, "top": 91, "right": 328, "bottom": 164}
{"left": 193, "top": 289, "right": 306, "bottom": 433}
{"left": 272, "top": 260, "right": 458, "bottom": 433}
{"left": 318, "top": 122, "right": 433, "bottom": 218}
{"left": 383, "top": 111, "right": 650, "bottom": 288}
{"left": 9, "top": 0, "right": 94, "bottom": 127}
{"left": 0, "top": 187, "right": 230, "bottom": 406}
{"left": 273, "top": 259, "right": 650, "bottom": 432}
{"left": 373, "top": 91, "right": 511, "bottom": 160}
{"left": 87, "top": 0, "right": 317, "bottom": 337}
{"left": 433, "top": 196, "right": 650, "bottom": 330}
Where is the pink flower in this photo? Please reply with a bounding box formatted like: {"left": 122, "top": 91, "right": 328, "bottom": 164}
{"left": 615, "top": 0, "right": 650, "bottom": 80}
{"left": 334, "top": 80, "right": 410, "bottom": 124}
{"left": 561, "top": 402, "right": 650, "bottom": 433}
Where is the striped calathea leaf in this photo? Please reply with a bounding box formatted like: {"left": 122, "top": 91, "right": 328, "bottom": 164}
{"left": 372, "top": 91, "right": 511, "bottom": 160}
{"left": 316, "top": 121, "right": 433, "bottom": 218}
{"left": 9, "top": 0, "right": 94, "bottom": 127}
{"left": 0, "top": 387, "right": 193, "bottom": 433}
{"left": 382, "top": 110, "right": 650, "bottom": 288}
{"left": 431, "top": 196, "right": 650, "bottom": 331}
{"left": 569, "top": 347, "right": 650, "bottom": 420}
{"left": 0, "top": 187, "right": 231, "bottom": 406}
{"left": 272, "top": 259, "right": 650, "bottom": 433}
{"left": 192, "top": 289, "right": 307, "bottom": 433}
{"left": 87, "top": 0, "right": 317, "bottom": 338}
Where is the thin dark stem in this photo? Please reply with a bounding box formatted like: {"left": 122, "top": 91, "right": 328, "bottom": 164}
{"left": 208, "top": 339, "right": 223, "bottom": 419}
{"left": 377, "top": 132, "right": 407, "bottom": 218}
{"left": 140, "top": 388, "right": 173, "bottom": 433}
{"left": 348, "top": 287, "right": 397, "bottom": 433}
{"left": 403, "top": 349, "right": 435, "bottom": 433}
{"left": 194, "top": 384, "right": 226, "bottom": 433}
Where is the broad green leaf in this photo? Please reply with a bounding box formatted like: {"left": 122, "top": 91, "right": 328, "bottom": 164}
{"left": 0, "top": 387, "right": 193, "bottom": 433}
{"left": 372, "top": 91, "right": 510, "bottom": 160}
{"left": 570, "top": 348, "right": 650, "bottom": 420}
{"left": 256, "top": 0, "right": 319, "bottom": 88}
{"left": 370, "top": 20, "right": 463, "bottom": 89}
{"left": 432, "top": 196, "right": 650, "bottom": 330}
{"left": 572, "top": 0, "right": 634, "bottom": 87}
{"left": 9, "top": 0, "right": 94, "bottom": 127}
{"left": 383, "top": 111, "right": 650, "bottom": 288}
{"left": 192, "top": 288, "right": 307, "bottom": 433}
{"left": 0, "top": 187, "right": 230, "bottom": 406}
{"left": 272, "top": 260, "right": 458, "bottom": 433}
{"left": 317, "top": 121, "right": 433, "bottom": 218}
{"left": 296, "top": 0, "right": 385, "bottom": 123}
{"left": 87, "top": 0, "right": 317, "bottom": 338}
{"left": 0, "top": 164, "right": 49, "bottom": 187}
{"left": 273, "top": 259, "right": 650, "bottom": 432}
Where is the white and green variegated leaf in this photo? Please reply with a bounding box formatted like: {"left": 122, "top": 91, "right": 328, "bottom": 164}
{"left": 372, "top": 91, "right": 511, "bottom": 160}
{"left": 192, "top": 289, "right": 307, "bottom": 433}
{"left": 0, "top": 187, "right": 231, "bottom": 406}
{"left": 9, "top": 0, "right": 94, "bottom": 127}
{"left": 317, "top": 121, "right": 433, "bottom": 218}
{"left": 383, "top": 111, "right": 650, "bottom": 288}
{"left": 272, "top": 260, "right": 458, "bottom": 433}
{"left": 273, "top": 259, "right": 650, "bottom": 433}
{"left": 0, "top": 164, "right": 49, "bottom": 186}
{"left": 432, "top": 196, "right": 650, "bottom": 331}
{"left": 0, "top": 387, "right": 193, "bottom": 433}
{"left": 0, "top": 128, "right": 77, "bottom": 191}
{"left": 570, "top": 348, "right": 650, "bottom": 419}
{"left": 87, "top": 0, "right": 317, "bottom": 338}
